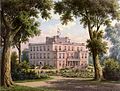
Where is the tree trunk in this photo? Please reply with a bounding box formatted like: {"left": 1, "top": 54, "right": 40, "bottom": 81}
{"left": 18, "top": 42, "right": 21, "bottom": 63}
{"left": 16, "top": 41, "right": 21, "bottom": 63}
{"left": 87, "top": 22, "right": 103, "bottom": 81}
{"left": 92, "top": 51, "right": 103, "bottom": 81}
{"left": 1, "top": 36, "right": 14, "bottom": 87}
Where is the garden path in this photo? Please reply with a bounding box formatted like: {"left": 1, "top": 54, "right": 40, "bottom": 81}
{"left": 16, "top": 76, "right": 120, "bottom": 91}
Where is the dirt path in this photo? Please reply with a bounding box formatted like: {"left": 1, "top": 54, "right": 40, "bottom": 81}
{"left": 16, "top": 76, "right": 120, "bottom": 91}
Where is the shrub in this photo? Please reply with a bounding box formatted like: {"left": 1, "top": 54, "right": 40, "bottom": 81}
{"left": 42, "top": 65, "right": 55, "bottom": 69}
{"left": 103, "top": 58, "right": 120, "bottom": 80}
{"left": 60, "top": 68, "right": 94, "bottom": 78}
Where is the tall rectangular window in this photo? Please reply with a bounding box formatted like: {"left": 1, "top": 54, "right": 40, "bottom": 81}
{"left": 36, "top": 46, "right": 39, "bottom": 51}
{"left": 64, "top": 46, "right": 66, "bottom": 50}
{"left": 40, "top": 46, "right": 42, "bottom": 51}
{"left": 40, "top": 53, "right": 42, "bottom": 58}
{"left": 72, "top": 46, "right": 74, "bottom": 51}
{"left": 30, "top": 54, "right": 32, "bottom": 59}
{"left": 33, "top": 53, "right": 35, "bottom": 59}
{"left": 33, "top": 47, "right": 35, "bottom": 51}
{"left": 47, "top": 53, "right": 50, "bottom": 59}
{"left": 68, "top": 46, "right": 70, "bottom": 51}
{"left": 85, "top": 53, "right": 87, "bottom": 58}
{"left": 59, "top": 46, "right": 61, "bottom": 51}
{"left": 59, "top": 53, "right": 61, "bottom": 58}
{"left": 82, "top": 53, "right": 84, "bottom": 58}
{"left": 44, "top": 46, "right": 46, "bottom": 51}
{"left": 63, "top": 53, "right": 65, "bottom": 58}
{"left": 44, "top": 53, "right": 46, "bottom": 58}
{"left": 47, "top": 46, "right": 50, "bottom": 51}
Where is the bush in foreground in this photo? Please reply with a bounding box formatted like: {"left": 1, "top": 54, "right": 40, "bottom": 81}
{"left": 103, "top": 58, "right": 120, "bottom": 80}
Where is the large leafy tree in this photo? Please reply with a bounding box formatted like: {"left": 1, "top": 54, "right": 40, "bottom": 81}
{"left": 54, "top": 0, "right": 120, "bottom": 80}
{"left": 13, "top": 18, "right": 40, "bottom": 63}
{"left": 1, "top": 0, "right": 53, "bottom": 87}
{"left": 105, "top": 23, "right": 120, "bottom": 62}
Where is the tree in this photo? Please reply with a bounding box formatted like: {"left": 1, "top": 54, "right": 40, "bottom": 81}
{"left": 1, "top": 0, "right": 53, "bottom": 87}
{"left": 54, "top": 0, "right": 120, "bottom": 80}
{"left": 13, "top": 17, "right": 40, "bottom": 63}
{"left": 103, "top": 58, "right": 120, "bottom": 80}
{"left": 22, "top": 49, "right": 29, "bottom": 62}
{"left": 105, "top": 23, "right": 120, "bottom": 62}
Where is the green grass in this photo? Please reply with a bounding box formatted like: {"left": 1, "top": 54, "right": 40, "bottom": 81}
{"left": 0, "top": 85, "right": 56, "bottom": 91}
{"left": 15, "top": 77, "right": 53, "bottom": 83}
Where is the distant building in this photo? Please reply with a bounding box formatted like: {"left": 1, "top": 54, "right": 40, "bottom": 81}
{"left": 29, "top": 35, "right": 89, "bottom": 69}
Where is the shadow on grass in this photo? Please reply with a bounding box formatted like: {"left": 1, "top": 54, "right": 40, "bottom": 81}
{"left": 15, "top": 77, "right": 53, "bottom": 83}
{"left": 41, "top": 78, "right": 120, "bottom": 91}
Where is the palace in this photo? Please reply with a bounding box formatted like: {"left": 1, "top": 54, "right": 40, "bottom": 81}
{"left": 29, "top": 35, "right": 89, "bottom": 69}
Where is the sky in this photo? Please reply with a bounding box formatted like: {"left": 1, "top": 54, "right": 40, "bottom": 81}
{"left": 17, "top": 1, "right": 119, "bottom": 52}
{"left": 19, "top": 10, "right": 90, "bottom": 51}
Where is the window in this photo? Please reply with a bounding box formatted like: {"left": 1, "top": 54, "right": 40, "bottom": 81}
{"left": 59, "top": 62, "right": 61, "bottom": 66}
{"left": 36, "top": 46, "right": 39, "bottom": 51}
{"left": 33, "top": 53, "right": 35, "bottom": 59}
{"left": 63, "top": 53, "right": 65, "bottom": 58}
{"left": 43, "top": 46, "right": 46, "bottom": 51}
{"left": 68, "top": 46, "right": 70, "bottom": 51}
{"left": 85, "top": 53, "right": 87, "bottom": 58}
{"left": 47, "top": 53, "right": 50, "bottom": 59}
{"left": 82, "top": 54, "right": 84, "bottom": 58}
{"left": 30, "top": 54, "right": 32, "bottom": 59}
{"left": 40, "top": 46, "right": 42, "bottom": 51}
{"left": 59, "top": 53, "right": 61, "bottom": 58}
{"left": 33, "top": 47, "right": 35, "bottom": 51}
{"left": 64, "top": 46, "right": 66, "bottom": 50}
{"left": 59, "top": 46, "right": 61, "bottom": 51}
{"left": 47, "top": 46, "right": 50, "bottom": 51}
{"left": 40, "top": 53, "right": 42, "bottom": 58}
{"left": 44, "top": 53, "right": 46, "bottom": 58}
{"left": 72, "top": 46, "right": 74, "bottom": 51}
{"left": 36, "top": 53, "right": 39, "bottom": 59}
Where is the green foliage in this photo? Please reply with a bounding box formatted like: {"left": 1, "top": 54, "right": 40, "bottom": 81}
{"left": 54, "top": 0, "right": 120, "bottom": 26}
{"left": 87, "top": 31, "right": 108, "bottom": 55}
{"left": 103, "top": 58, "right": 120, "bottom": 80}
{"left": 0, "top": 85, "right": 56, "bottom": 91}
{"left": 105, "top": 23, "right": 120, "bottom": 62}
{"left": 22, "top": 49, "right": 29, "bottom": 62}
{"left": 11, "top": 51, "right": 19, "bottom": 65}
{"left": 42, "top": 65, "right": 55, "bottom": 69}
{"left": 54, "top": 0, "right": 120, "bottom": 80}
{"left": 11, "top": 52, "right": 43, "bottom": 81}
{"left": 45, "top": 70, "right": 58, "bottom": 76}
{"left": 60, "top": 69, "right": 94, "bottom": 78}
{"left": 11, "top": 52, "right": 50, "bottom": 81}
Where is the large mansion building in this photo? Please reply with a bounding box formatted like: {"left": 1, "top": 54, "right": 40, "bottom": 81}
{"left": 29, "top": 35, "right": 89, "bottom": 69}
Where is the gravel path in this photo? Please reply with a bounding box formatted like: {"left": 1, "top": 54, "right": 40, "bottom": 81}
{"left": 16, "top": 76, "right": 120, "bottom": 91}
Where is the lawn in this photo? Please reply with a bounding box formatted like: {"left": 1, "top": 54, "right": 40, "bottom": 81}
{"left": 15, "top": 77, "right": 53, "bottom": 83}
{"left": 0, "top": 85, "right": 56, "bottom": 91}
